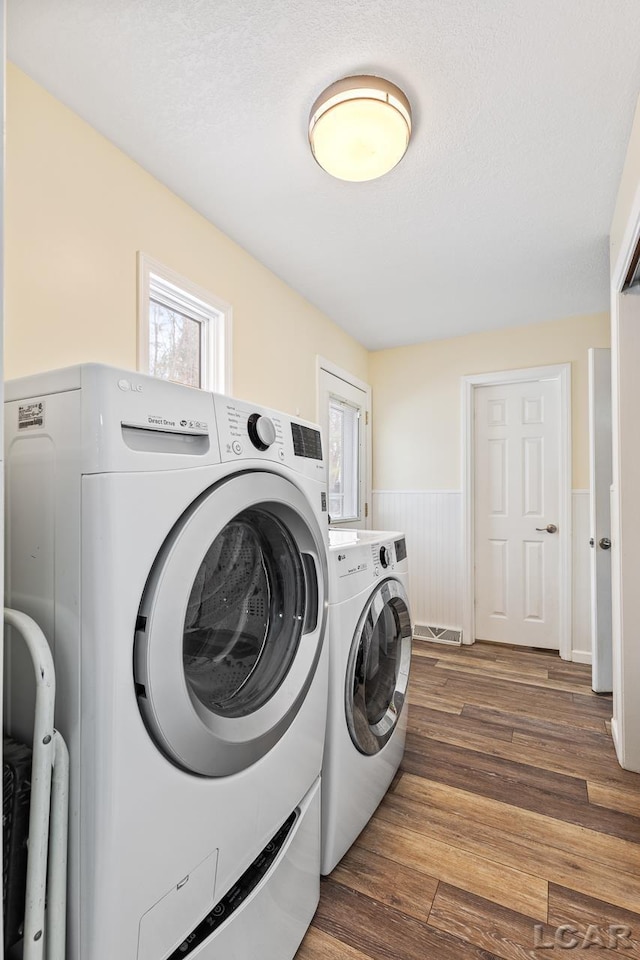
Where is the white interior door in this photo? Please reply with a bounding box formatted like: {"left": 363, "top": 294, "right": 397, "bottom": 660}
{"left": 317, "top": 364, "right": 370, "bottom": 528}
{"left": 588, "top": 347, "right": 613, "bottom": 693}
{"left": 474, "top": 378, "right": 562, "bottom": 648}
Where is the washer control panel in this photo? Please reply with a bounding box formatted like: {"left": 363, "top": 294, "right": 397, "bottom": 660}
{"left": 213, "top": 395, "right": 326, "bottom": 481}
{"left": 371, "top": 540, "right": 394, "bottom": 577}
{"left": 215, "top": 397, "right": 286, "bottom": 463}
{"left": 371, "top": 536, "right": 407, "bottom": 577}
{"left": 329, "top": 532, "right": 409, "bottom": 598}
{"left": 247, "top": 412, "right": 277, "bottom": 451}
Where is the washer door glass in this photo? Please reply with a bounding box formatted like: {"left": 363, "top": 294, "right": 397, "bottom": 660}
{"left": 183, "top": 508, "right": 305, "bottom": 719}
{"left": 346, "top": 579, "right": 412, "bottom": 755}
{"left": 134, "top": 472, "right": 327, "bottom": 778}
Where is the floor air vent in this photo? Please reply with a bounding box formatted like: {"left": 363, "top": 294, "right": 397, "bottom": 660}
{"left": 414, "top": 624, "right": 462, "bottom": 645}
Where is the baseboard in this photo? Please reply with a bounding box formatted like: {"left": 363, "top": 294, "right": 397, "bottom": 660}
{"left": 610, "top": 715, "right": 621, "bottom": 758}
{"left": 571, "top": 649, "right": 592, "bottom": 665}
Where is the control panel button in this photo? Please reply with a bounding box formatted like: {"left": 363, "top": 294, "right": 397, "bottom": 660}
{"left": 247, "top": 413, "right": 276, "bottom": 451}
{"left": 278, "top": 448, "right": 285, "bottom": 461}
{"left": 232, "top": 440, "right": 243, "bottom": 455}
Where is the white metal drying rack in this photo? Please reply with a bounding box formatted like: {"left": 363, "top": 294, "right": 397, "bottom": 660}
{"left": 4, "top": 609, "right": 69, "bottom": 960}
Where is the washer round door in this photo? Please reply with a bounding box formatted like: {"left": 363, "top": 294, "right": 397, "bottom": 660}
{"left": 345, "top": 578, "right": 412, "bottom": 755}
{"left": 134, "top": 472, "right": 327, "bottom": 777}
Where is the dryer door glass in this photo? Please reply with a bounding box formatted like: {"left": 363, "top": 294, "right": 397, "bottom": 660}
{"left": 346, "top": 579, "right": 412, "bottom": 755}
{"left": 134, "top": 471, "right": 327, "bottom": 778}
{"left": 183, "top": 508, "right": 305, "bottom": 718}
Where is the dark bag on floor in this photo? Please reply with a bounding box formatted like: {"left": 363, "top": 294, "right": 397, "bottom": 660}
{"left": 3, "top": 736, "right": 32, "bottom": 951}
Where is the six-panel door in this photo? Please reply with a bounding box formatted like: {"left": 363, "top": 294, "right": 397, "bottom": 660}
{"left": 474, "top": 379, "right": 561, "bottom": 648}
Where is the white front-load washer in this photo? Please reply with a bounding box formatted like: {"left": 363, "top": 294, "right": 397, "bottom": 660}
{"left": 4, "top": 364, "right": 330, "bottom": 960}
{"left": 321, "top": 529, "right": 412, "bottom": 875}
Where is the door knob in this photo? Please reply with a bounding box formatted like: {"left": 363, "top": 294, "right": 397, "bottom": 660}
{"left": 599, "top": 537, "right": 611, "bottom": 550}
{"left": 535, "top": 523, "right": 558, "bottom": 534}
{"left": 589, "top": 538, "right": 595, "bottom": 547}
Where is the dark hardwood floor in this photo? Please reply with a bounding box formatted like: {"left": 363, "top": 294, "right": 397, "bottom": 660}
{"left": 297, "top": 641, "right": 640, "bottom": 959}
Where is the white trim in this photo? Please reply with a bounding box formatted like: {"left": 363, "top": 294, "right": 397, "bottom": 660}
{"left": 316, "top": 355, "right": 371, "bottom": 396}
{"left": 373, "top": 489, "right": 462, "bottom": 495}
{"left": 316, "top": 356, "right": 372, "bottom": 529}
{"left": 571, "top": 650, "right": 592, "bottom": 665}
{"left": 137, "top": 252, "right": 233, "bottom": 394}
{"left": 610, "top": 715, "right": 620, "bottom": 756}
{"left": 375, "top": 487, "right": 587, "bottom": 495}
{"left": 462, "top": 364, "right": 572, "bottom": 659}
{"left": 609, "top": 173, "right": 640, "bottom": 772}
{"left": 611, "top": 179, "right": 640, "bottom": 292}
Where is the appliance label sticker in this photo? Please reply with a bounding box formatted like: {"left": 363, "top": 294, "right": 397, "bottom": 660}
{"left": 178, "top": 418, "right": 208, "bottom": 431}
{"left": 18, "top": 401, "right": 45, "bottom": 430}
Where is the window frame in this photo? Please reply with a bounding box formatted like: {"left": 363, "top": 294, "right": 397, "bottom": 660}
{"left": 316, "top": 356, "right": 372, "bottom": 529}
{"left": 328, "top": 393, "right": 360, "bottom": 521}
{"left": 137, "top": 252, "right": 232, "bottom": 393}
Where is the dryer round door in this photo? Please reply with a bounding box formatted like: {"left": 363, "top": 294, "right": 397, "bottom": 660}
{"left": 134, "top": 471, "right": 327, "bottom": 777}
{"left": 345, "top": 578, "right": 412, "bottom": 755}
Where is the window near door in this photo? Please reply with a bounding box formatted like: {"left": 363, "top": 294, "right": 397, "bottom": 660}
{"left": 138, "top": 253, "right": 232, "bottom": 392}
{"left": 328, "top": 395, "right": 360, "bottom": 521}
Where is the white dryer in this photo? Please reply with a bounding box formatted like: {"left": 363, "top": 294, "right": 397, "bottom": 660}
{"left": 321, "top": 529, "right": 412, "bottom": 875}
{"left": 4, "top": 364, "right": 330, "bottom": 960}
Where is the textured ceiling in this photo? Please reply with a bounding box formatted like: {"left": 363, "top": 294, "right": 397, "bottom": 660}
{"left": 8, "top": 1, "right": 640, "bottom": 349}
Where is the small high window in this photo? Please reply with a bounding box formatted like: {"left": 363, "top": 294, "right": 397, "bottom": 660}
{"left": 138, "top": 253, "right": 232, "bottom": 392}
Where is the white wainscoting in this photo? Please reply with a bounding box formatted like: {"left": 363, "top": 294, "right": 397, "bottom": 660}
{"left": 373, "top": 491, "right": 462, "bottom": 632}
{"left": 373, "top": 489, "right": 592, "bottom": 662}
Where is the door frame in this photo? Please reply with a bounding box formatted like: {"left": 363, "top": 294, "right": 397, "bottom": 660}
{"left": 316, "top": 356, "right": 372, "bottom": 528}
{"left": 609, "top": 179, "right": 640, "bottom": 771}
{"left": 461, "top": 364, "right": 572, "bottom": 659}
{"left": 588, "top": 347, "right": 612, "bottom": 692}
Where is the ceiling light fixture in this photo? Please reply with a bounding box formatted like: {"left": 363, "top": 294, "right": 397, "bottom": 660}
{"left": 308, "top": 75, "right": 412, "bottom": 183}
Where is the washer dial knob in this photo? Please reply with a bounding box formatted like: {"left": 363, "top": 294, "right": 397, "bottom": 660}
{"left": 247, "top": 413, "right": 276, "bottom": 451}
{"left": 379, "top": 545, "right": 390, "bottom": 568}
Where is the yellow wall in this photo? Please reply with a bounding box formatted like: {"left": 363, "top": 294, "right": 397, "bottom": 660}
{"left": 5, "top": 64, "right": 368, "bottom": 421}
{"left": 611, "top": 91, "right": 640, "bottom": 273}
{"left": 369, "top": 313, "right": 610, "bottom": 491}
{"left": 7, "top": 62, "right": 613, "bottom": 493}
